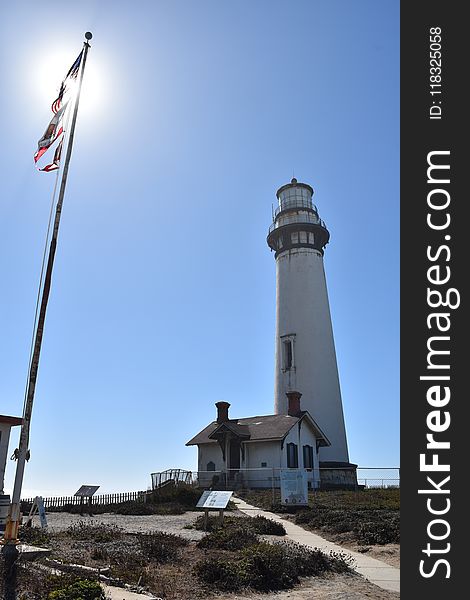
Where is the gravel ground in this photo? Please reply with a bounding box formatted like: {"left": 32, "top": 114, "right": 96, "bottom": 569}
{"left": 44, "top": 511, "right": 222, "bottom": 541}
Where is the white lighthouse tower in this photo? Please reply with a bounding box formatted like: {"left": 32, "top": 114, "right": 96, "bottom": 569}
{"left": 267, "top": 178, "right": 350, "bottom": 465}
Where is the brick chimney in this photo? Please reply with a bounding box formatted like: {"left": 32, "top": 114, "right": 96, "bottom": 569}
{"left": 286, "top": 391, "right": 302, "bottom": 417}
{"left": 215, "top": 401, "right": 231, "bottom": 423}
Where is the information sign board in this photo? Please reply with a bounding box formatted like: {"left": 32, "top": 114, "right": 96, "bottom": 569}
{"left": 197, "top": 490, "right": 233, "bottom": 509}
{"left": 36, "top": 496, "right": 48, "bottom": 528}
{"left": 280, "top": 469, "right": 308, "bottom": 505}
{"left": 74, "top": 485, "right": 100, "bottom": 497}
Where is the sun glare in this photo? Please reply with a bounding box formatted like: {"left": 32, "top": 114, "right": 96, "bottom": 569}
{"left": 34, "top": 47, "right": 105, "bottom": 116}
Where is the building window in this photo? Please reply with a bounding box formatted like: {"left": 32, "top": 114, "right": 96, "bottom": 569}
{"left": 207, "top": 461, "right": 215, "bottom": 472}
{"left": 287, "top": 443, "right": 298, "bottom": 468}
{"left": 303, "top": 445, "right": 314, "bottom": 469}
{"left": 284, "top": 340, "right": 293, "bottom": 370}
{"left": 281, "top": 334, "right": 295, "bottom": 371}
{"left": 261, "top": 462, "right": 267, "bottom": 468}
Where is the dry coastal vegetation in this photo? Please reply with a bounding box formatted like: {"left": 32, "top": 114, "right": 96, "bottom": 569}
{"left": 0, "top": 485, "right": 400, "bottom": 599}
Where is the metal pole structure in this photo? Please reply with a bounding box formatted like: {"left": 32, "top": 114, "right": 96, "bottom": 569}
{"left": 1, "top": 32, "right": 92, "bottom": 597}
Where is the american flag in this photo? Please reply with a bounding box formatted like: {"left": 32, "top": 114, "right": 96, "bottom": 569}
{"left": 35, "top": 49, "right": 83, "bottom": 170}
{"left": 39, "top": 137, "right": 63, "bottom": 172}
{"left": 51, "top": 50, "right": 83, "bottom": 114}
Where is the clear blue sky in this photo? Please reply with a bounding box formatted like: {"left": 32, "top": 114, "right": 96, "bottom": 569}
{"left": 0, "top": 0, "right": 399, "bottom": 496}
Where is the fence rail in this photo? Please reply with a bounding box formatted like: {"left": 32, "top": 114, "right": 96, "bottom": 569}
{"left": 19, "top": 468, "right": 399, "bottom": 510}
{"left": 356, "top": 468, "right": 400, "bottom": 488}
{"left": 152, "top": 467, "right": 400, "bottom": 491}
{"left": 21, "top": 490, "right": 145, "bottom": 510}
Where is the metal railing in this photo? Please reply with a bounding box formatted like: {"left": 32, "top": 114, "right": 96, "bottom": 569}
{"left": 268, "top": 213, "right": 327, "bottom": 234}
{"left": 150, "top": 467, "right": 400, "bottom": 491}
{"left": 356, "top": 467, "right": 400, "bottom": 488}
{"left": 150, "top": 468, "right": 193, "bottom": 491}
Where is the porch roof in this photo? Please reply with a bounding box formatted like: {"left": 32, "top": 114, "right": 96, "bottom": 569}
{"left": 0, "top": 415, "right": 23, "bottom": 426}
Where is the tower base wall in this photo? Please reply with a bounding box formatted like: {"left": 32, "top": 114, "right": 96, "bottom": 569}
{"left": 319, "top": 461, "right": 358, "bottom": 490}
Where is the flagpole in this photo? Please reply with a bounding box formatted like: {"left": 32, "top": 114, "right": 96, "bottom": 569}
{"left": 1, "top": 32, "right": 92, "bottom": 549}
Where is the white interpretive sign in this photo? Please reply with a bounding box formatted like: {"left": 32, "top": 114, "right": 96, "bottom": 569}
{"left": 280, "top": 469, "right": 308, "bottom": 505}
{"left": 197, "top": 490, "right": 233, "bottom": 509}
{"left": 36, "top": 496, "right": 48, "bottom": 528}
{"left": 196, "top": 491, "right": 211, "bottom": 508}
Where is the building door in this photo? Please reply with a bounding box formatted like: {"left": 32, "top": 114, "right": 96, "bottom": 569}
{"left": 229, "top": 439, "right": 241, "bottom": 479}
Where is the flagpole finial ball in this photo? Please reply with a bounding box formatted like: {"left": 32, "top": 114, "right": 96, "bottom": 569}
{"left": 85, "top": 32, "right": 93, "bottom": 40}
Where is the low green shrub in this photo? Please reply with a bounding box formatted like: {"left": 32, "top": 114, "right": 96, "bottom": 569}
{"left": 250, "top": 515, "right": 286, "bottom": 535}
{"left": 197, "top": 526, "right": 259, "bottom": 550}
{"left": 65, "top": 521, "right": 123, "bottom": 543}
{"left": 294, "top": 507, "right": 400, "bottom": 544}
{"left": 195, "top": 557, "right": 251, "bottom": 592}
{"left": 278, "top": 541, "right": 353, "bottom": 576}
{"left": 112, "top": 501, "right": 158, "bottom": 515}
{"left": 106, "top": 544, "right": 147, "bottom": 581}
{"left": 138, "top": 531, "right": 188, "bottom": 563}
{"left": 149, "top": 484, "right": 201, "bottom": 507}
{"left": 356, "top": 516, "right": 400, "bottom": 545}
{"left": 195, "top": 540, "right": 353, "bottom": 592}
{"left": 47, "top": 578, "right": 105, "bottom": 600}
{"left": 239, "top": 542, "right": 299, "bottom": 590}
{"left": 19, "top": 525, "right": 51, "bottom": 546}
{"left": 238, "top": 488, "right": 400, "bottom": 512}
{"left": 90, "top": 546, "right": 108, "bottom": 561}
{"left": 193, "top": 514, "right": 285, "bottom": 535}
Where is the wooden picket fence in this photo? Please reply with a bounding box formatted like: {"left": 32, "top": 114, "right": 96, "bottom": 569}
{"left": 21, "top": 490, "right": 146, "bottom": 510}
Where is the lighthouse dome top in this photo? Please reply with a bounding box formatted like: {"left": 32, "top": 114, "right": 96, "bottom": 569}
{"left": 276, "top": 178, "right": 314, "bottom": 200}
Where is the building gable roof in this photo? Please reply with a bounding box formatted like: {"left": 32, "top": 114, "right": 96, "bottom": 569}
{"left": 186, "top": 411, "right": 330, "bottom": 447}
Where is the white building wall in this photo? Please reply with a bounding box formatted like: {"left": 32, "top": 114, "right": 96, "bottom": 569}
{"left": 0, "top": 424, "right": 13, "bottom": 495}
{"left": 282, "top": 419, "right": 320, "bottom": 487}
{"left": 243, "top": 441, "right": 279, "bottom": 489}
{"left": 274, "top": 247, "right": 349, "bottom": 463}
{"left": 197, "top": 443, "right": 224, "bottom": 488}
